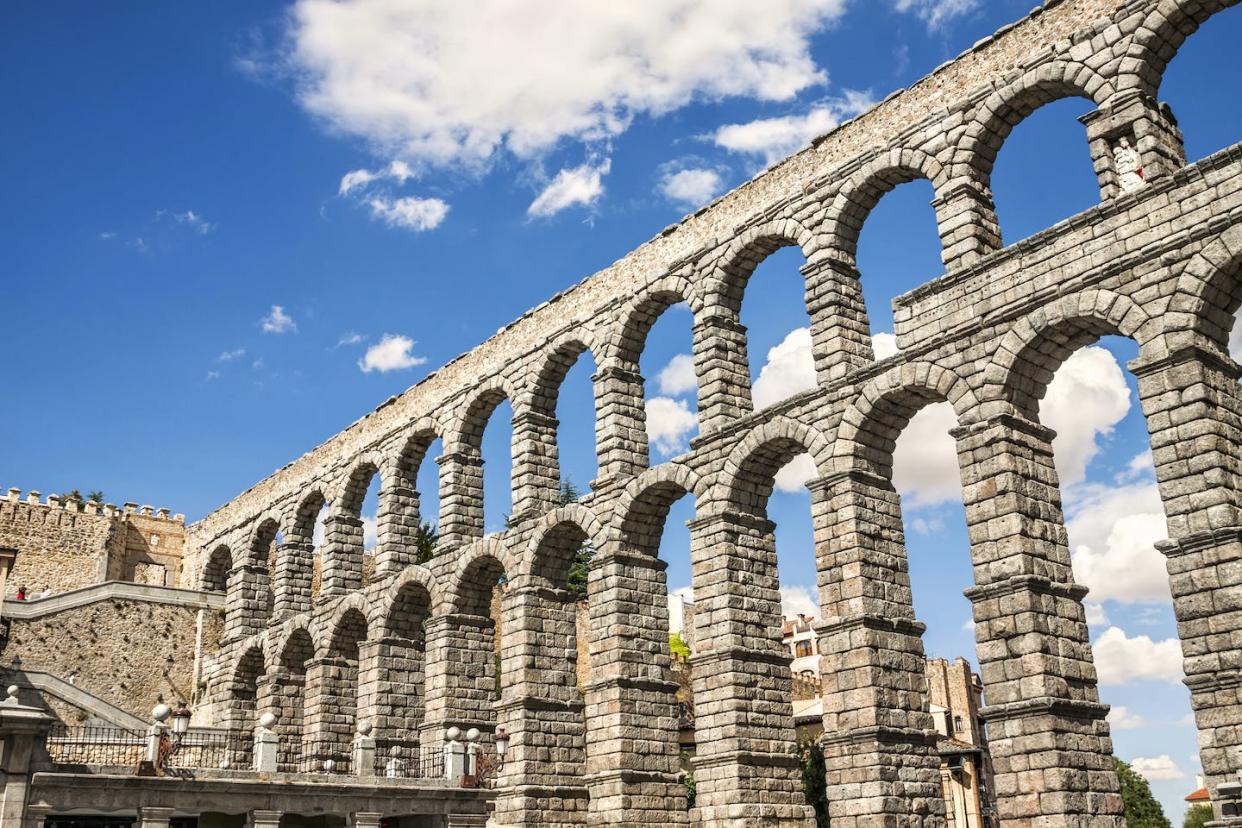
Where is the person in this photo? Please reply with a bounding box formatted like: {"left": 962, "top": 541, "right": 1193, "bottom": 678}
{"left": 37, "top": 585, "right": 51, "bottom": 599}
{"left": 15, "top": 586, "right": 27, "bottom": 601}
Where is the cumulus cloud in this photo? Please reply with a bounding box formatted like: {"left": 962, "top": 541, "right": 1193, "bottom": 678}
{"left": 1084, "top": 602, "right": 1110, "bottom": 627}
{"left": 362, "top": 514, "right": 378, "bottom": 551}
{"left": 1107, "top": 706, "right": 1146, "bottom": 730}
{"left": 714, "top": 91, "right": 874, "bottom": 166}
{"left": 528, "top": 160, "right": 610, "bottom": 217}
{"left": 358, "top": 333, "right": 427, "bottom": 373}
{"left": 1065, "top": 481, "right": 1170, "bottom": 604}
{"left": 368, "top": 196, "right": 449, "bottom": 231}
{"left": 1092, "top": 626, "right": 1183, "bottom": 685}
{"left": 646, "top": 396, "right": 698, "bottom": 456}
{"left": 873, "top": 332, "right": 900, "bottom": 360}
{"left": 339, "top": 160, "right": 415, "bottom": 195}
{"left": 1130, "top": 755, "right": 1187, "bottom": 781}
{"left": 261, "top": 305, "right": 297, "bottom": 334}
{"left": 659, "top": 167, "right": 725, "bottom": 209}
{"left": 753, "top": 328, "right": 817, "bottom": 409}
{"left": 174, "top": 209, "right": 215, "bottom": 234}
{"left": 288, "top": 0, "right": 846, "bottom": 171}
{"left": 775, "top": 454, "right": 818, "bottom": 493}
{"left": 893, "top": 0, "right": 980, "bottom": 30}
{"left": 1043, "top": 346, "right": 1131, "bottom": 486}
{"left": 656, "top": 354, "right": 697, "bottom": 396}
{"left": 781, "top": 585, "right": 819, "bottom": 620}
{"left": 892, "top": 403, "right": 960, "bottom": 508}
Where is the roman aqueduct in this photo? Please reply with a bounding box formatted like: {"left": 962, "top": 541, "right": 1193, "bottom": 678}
{"left": 188, "top": 0, "right": 1242, "bottom": 824}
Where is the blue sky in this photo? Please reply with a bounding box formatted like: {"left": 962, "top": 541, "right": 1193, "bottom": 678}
{"left": 4, "top": 1, "right": 1241, "bottom": 818}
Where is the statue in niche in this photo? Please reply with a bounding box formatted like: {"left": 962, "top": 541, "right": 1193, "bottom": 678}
{"left": 1113, "top": 135, "right": 1146, "bottom": 193}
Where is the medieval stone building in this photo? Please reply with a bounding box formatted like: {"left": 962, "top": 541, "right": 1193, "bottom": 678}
{"left": 2, "top": 1, "right": 1242, "bottom": 827}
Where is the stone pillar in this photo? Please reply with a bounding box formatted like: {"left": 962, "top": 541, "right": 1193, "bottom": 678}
{"left": 271, "top": 542, "right": 313, "bottom": 621}
{"left": 375, "top": 483, "right": 421, "bottom": 577}
{"left": 0, "top": 690, "right": 54, "bottom": 828}
{"left": 359, "top": 636, "right": 424, "bottom": 764}
{"left": 257, "top": 668, "right": 306, "bottom": 772}
{"left": 223, "top": 563, "right": 270, "bottom": 644}
{"left": 438, "top": 450, "right": 485, "bottom": 547}
{"left": 511, "top": 411, "right": 560, "bottom": 522}
{"left": 802, "top": 257, "right": 875, "bottom": 384}
{"left": 320, "top": 513, "right": 364, "bottom": 598}
{"left": 303, "top": 656, "right": 358, "bottom": 772}
{"left": 1081, "top": 89, "right": 1187, "bottom": 200}
{"left": 687, "top": 511, "right": 813, "bottom": 828}
{"left": 493, "top": 582, "right": 589, "bottom": 828}
{"left": 248, "top": 811, "right": 283, "bottom": 828}
{"left": 954, "top": 414, "right": 1123, "bottom": 827}
{"left": 931, "top": 182, "right": 1002, "bottom": 270}
{"left": 1132, "top": 345, "right": 1242, "bottom": 804}
{"left": 694, "top": 313, "right": 753, "bottom": 435}
{"left": 583, "top": 550, "right": 687, "bottom": 825}
{"left": 593, "top": 362, "right": 649, "bottom": 483}
{"left": 421, "top": 613, "right": 497, "bottom": 749}
{"left": 813, "top": 472, "right": 944, "bottom": 828}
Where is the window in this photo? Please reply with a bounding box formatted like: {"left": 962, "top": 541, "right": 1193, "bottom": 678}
{"left": 795, "top": 640, "right": 813, "bottom": 659}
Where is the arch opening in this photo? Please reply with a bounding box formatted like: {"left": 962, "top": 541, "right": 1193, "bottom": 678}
{"left": 742, "top": 246, "right": 816, "bottom": 410}
{"left": 636, "top": 297, "right": 699, "bottom": 462}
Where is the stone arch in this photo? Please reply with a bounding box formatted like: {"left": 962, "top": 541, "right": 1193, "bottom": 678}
{"left": 223, "top": 641, "right": 266, "bottom": 731}
{"left": 449, "top": 374, "right": 523, "bottom": 453}
{"left": 609, "top": 274, "right": 700, "bottom": 366}
{"left": 338, "top": 453, "right": 384, "bottom": 517}
{"left": 1168, "top": 223, "right": 1242, "bottom": 349}
{"left": 1120, "top": 0, "right": 1242, "bottom": 98}
{"left": 988, "top": 289, "right": 1159, "bottom": 420}
{"left": 955, "top": 60, "right": 1112, "bottom": 192}
{"left": 707, "top": 217, "right": 820, "bottom": 314}
{"left": 391, "top": 419, "right": 442, "bottom": 502}
{"left": 713, "top": 415, "right": 834, "bottom": 513}
{"left": 381, "top": 565, "right": 438, "bottom": 638}
{"left": 289, "top": 489, "right": 327, "bottom": 546}
{"left": 520, "top": 504, "right": 608, "bottom": 587}
{"left": 613, "top": 462, "right": 704, "bottom": 556}
{"left": 447, "top": 537, "right": 511, "bottom": 617}
{"left": 824, "top": 147, "right": 954, "bottom": 264}
{"left": 325, "top": 593, "right": 375, "bottom": 653}
{"left": 202, "top": 544, "right": 231, "bottom": 592}
{"left": 834, "top": 360, "right": 978, "bottom": 477}
{"left": 528, "top": 331, "right": 602, "bottom": 416}
{"left": 275, "top": 619, "right": 317, "bottom": 669}
{"left": 246, "top": 514, "right": 281, "bottom": 568}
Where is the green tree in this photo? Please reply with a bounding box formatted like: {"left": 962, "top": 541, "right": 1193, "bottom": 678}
{"left": 1184, "top": 803, "right": 1213, "bottom": 828}
{"left": 413, "top": 521, "right": 439, "bottom": 564}
{"left": 669, "top": 631, "right": 691, "bottom": 660}
{"left": 1115, "top": 758, "right": 1171, "bottom": 828}
{"left": 558, "top": 479, "right": 595, "bottom": 600}
{"left": 800, "top": 740, "right": 829, "bottom": 828}
{"left": 87, "top": 491, "right": 104, "bottom": 505}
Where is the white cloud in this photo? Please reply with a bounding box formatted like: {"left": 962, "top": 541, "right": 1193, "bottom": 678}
{"left": 752, "top": 327, "right": 817, "bottom": 409}
{"left": 1084, "top": 602, "right": 1110, "bottom": 627}
{"left": 1107, "top": 705, "right": 1147, "bottom": 730}
{"left": 1230, "top": 308, "right": 1242, "bottom": 363}
{"left": 1092, "top": 626, "right": 1183, "bottom": 685}
{"left": 339, "top": 160, "right": 415, "bottom": 195}
{"left": 714, "top": 92, "right": 874, "bottom": 165}
{"left": 646, "top": 396, "right": 698, "bottom": 456}
{"left": 174, "top": 210, "right": 215, "bottom": 234}
{"left": 99, "top": 231, "right": 117, "bottom": 240}
{"left": 358, "top": 333, "right": 427, "bottom": 373}
{"left": 362, "top": 514, "right": 378, "bottom": 551}
{"left": 368, "top": 196, "right": 449, "bottom": 231}
{"left": 656, "top": 354, "right": 697, "bottom": 396}
{"left": 893, "top": 403, "right": 960, "bottom": 508}
{"left": 671, "top": 585, "right": 694, "bottom": 604}
{"left": 775, "top": 454, "right": 817, "bottom": 493}
{"left": 893, "top": 0, "right": 980, "bottom": 30}
{"left": 217, "top": 347, "right": 246, "bottom": 362}
{"left": 1044, "top": 346, "right": 1131, "bottom": 487}
{"left": 1065, "top": 481, "right": 1170, "bottom": 604}
{"left": 873, "top": 332, "right": 900, "bottom": 360}
{"left": 659, "top": 167, "right": 725, "bottom": 209}
{"left": 911, "top": 516, "right": 945, "bottom": 535}
{"left": 288, "top": 0, "right": 846, "bottom": 170}
{"left": 781, "top": 585, "right": 819, "bottom": 620}
{"left": 261, "top": 305, "right": 297, "bottom": 334}
{"left": 205, "top": 370, "right": 221, "bottom": 381}
{"left": 336, "top": 332, "right": 366, "bottom": 347}
{"left": 1130, "top": 755, "right": 1187, "bottom": 782}
{"left": 528, "top": 160, "right": 610, "bottom": 217}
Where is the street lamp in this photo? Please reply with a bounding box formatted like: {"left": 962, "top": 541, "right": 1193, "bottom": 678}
{"left": 171, "top": 702, "right": 192, "bottom": 737}
{"left": 494, "top": 727, "right": 509, "bottom": 765}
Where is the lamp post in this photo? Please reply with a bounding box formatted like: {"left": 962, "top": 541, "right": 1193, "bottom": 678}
{"left": 141, "top": 701, "right": 193, "bottom": 776}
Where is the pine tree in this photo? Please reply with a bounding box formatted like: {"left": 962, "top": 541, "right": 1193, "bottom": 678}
{"left": 1114, "top": 758, "right": 1171, "bottom": 828}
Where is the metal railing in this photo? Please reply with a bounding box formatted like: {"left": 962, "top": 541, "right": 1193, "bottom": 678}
{"left": 373, "top": 743, "right": 445, "bottom": 779}
{"left": 46, "top": 725, "right": 251, "bottom": 771}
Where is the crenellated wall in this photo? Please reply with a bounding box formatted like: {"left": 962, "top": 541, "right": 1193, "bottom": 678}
{"left": 188, "top": 1, "right": 1242, "bottom": 826}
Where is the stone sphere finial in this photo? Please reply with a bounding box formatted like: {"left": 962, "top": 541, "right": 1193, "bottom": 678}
{"left": 446, "top": 726, "right": 462, "bottom": 742}
{"left": 389, "top": 745, "right": 401, "bottom": 757}
{"left": 465, "top": 727, "right": 481, "bottom": 743}
{"left": 152, "top": 703, "right": 171, "bottom": 723}
{"left": 357, "top": 719, "right": 373, "bottom": 736}
{"left": 258, "top": 712, "right": 278, "bottom": 730}
{"left": 6, "top": 685, "right": 18, "bottom": 701}
{"left": 323, "top": 759, "right": 336, "bottom": 773}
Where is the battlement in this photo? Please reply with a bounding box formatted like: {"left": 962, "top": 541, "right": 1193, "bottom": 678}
{"left": 3, "top": 487, "right": 183, "bottom": 523}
